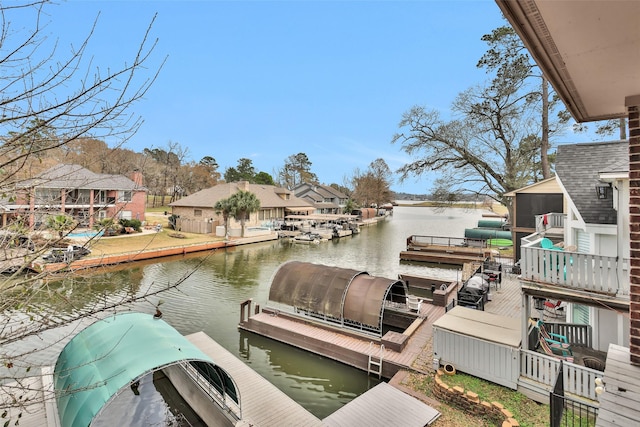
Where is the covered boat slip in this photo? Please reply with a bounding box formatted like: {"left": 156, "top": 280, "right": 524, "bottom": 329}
{"left": 53, "top": 313, "right": 241, "bottom": 427}
{"left": 240, "top": 261, "right": 443, "bottom": 378}
{"left": 267, "top": 261, "right": 410, "bottom": 336}
{"left": 433, "top": 306, "right": 521, "bottom": 389}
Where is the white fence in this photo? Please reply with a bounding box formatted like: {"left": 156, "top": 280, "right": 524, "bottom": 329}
{"left": 520, "top": 350, "right": 602, "bottom": 401}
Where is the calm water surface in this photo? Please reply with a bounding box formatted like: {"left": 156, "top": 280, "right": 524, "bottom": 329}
{"left": 38, "top": 206, "right": 487, "bottom": 418}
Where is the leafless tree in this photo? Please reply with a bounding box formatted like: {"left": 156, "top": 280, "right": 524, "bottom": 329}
{"left": 0, "top": 1, "right": 168, "bottom": 418}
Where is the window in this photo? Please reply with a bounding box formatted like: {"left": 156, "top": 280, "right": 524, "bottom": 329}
{"left": 35, "top": 188, "right": 61, "bottom": 204}
{"left": 118, "top": 191, "right": 132, "bottom": 202}
{"left": 95, "top": 191, "right": 106, "bottom": 204}
{"left": 194, "top": 209, "right": 203, "bottom": 217}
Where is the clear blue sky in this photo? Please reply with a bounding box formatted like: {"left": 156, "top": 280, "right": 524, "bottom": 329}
{"left": 41, "top": 1, "right": 514, "bottom": 194}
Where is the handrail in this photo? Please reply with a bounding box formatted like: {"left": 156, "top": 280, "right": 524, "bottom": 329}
{"left": 520, "top": 349, "right": 601, "bottom": 401}
{"left": 520, "top": 246, "right": 629, "bottom": 297}
{"left": 182, "top": 362, "right": 242, "bottom": 421}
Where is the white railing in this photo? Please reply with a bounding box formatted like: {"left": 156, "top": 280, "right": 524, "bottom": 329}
{"left": 520, "top": 246, "right": 629, "bottom": 297}
{"left": 534, "top": 213, "right": 566, "bottom": 233}
{"left": 520, "top": 350, "right": 602, "bottom": 401}
{"left": 182, "top": 363, "right": 242, "bottom": 421}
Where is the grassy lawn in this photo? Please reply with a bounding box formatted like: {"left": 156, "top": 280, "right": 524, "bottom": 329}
{"left": 86, "top": 229, "right": 221, "bottom": 256}
{"left": 404, "top": 371, "right": 549, "bottom": 427}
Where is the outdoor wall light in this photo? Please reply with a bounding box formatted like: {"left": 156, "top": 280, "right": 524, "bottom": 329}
{"left": 595, "top": 377, "right": 606, "bottom": 395}
{"left": 595, "top": 182, "right": 610, "bottom": 199}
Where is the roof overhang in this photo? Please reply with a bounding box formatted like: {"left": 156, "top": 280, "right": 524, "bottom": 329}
{"left": 496, "top": 0, "right": 640, "bottom": 122}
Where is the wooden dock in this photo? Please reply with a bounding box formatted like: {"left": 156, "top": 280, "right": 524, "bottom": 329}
{"left": 239, "top": 303, "right": 446, "bottom": 379}
{"left": 186, "top": 332, "right": 323, "bottom": 426}
{"left": 239, "top": 271, "right": 525, "bottom": 380}
{"left": 399, "top": 249, "right": 486, "bottom": 265}
{"left": 187, "top": 332, "right": 441, "bottom": 427}
{"left": 322, "top": 382, "right": 440, "bottom": 426}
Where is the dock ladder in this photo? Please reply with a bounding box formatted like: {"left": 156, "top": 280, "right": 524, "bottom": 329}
{"left": 368, "top": 342, "right": 384, "bottom": 378}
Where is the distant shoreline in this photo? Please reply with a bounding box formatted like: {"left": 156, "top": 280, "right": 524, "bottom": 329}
{"left": 394, "top": 200, "right": 508, "bottom": 217}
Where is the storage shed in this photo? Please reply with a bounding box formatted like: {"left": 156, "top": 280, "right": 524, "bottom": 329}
{"left": 433, "top": 306, "right": 521, "bottom": 389}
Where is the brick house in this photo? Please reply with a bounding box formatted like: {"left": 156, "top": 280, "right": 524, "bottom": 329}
{"left": 169, "top": 181, "right": 314, "bottom": 234}
{"left": 12, "top": 164, "right": 146, "bottom": 230}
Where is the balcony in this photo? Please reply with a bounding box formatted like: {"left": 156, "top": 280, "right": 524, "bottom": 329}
{"left": 520, "top": 221, "right": 629, "bottom": 298}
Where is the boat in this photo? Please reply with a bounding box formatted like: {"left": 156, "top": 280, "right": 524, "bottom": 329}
{"left": 292, "top": 232, "right": 321, "bottom": 244}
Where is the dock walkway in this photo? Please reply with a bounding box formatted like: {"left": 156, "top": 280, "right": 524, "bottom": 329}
{"left": 240, "top": 271, "right": 524, "bottom": 379}
{"left": 187, "top": 332, "right": 440, "bottom": 427}
{"left": 186, "top": 332, "right": 323, "bottom": 427}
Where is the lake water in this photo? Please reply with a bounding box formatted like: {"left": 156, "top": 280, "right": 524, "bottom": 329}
{"left": 12, "top": 205, "right": 487, "bottom": 418}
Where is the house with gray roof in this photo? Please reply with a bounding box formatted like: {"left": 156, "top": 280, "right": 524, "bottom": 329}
{"left": 294, "top": 183, "right": 348, "bottom": 214}
{"left": 511, "top": 141, "right": 630, "bottom": 404}
{"left": 552, "top": 140, "right": 629, "bottom": 352}
{"left": 11, "top": 164, "right": 146, "bottom": 230}
{"left": 169, "top": 181, "right": 314, "bottom": 235}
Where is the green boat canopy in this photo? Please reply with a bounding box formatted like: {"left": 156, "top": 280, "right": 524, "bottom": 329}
{"left": 54, "top": 312, "right": 215, "bottom": 427}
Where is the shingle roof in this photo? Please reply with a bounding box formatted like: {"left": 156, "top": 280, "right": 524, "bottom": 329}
{"left": 294, "top": 183, "right": 348, "bottom": 200}
{"left": 169, "top": 182, "right": 314, "bottom": 209}
{"left": 555, "top": 141, "right": 628, "bottom": 225}
{"left": 20, "top": 164, "right": 143, "bottom": 191}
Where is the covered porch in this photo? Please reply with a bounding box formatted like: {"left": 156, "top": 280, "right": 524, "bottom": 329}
{"left": 448, "top": 269, "right": 610, "bottom": 405}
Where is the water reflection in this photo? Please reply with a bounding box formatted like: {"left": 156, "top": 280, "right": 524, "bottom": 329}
{"left": 7, "top": 206, "right": 484, "bottom": 417}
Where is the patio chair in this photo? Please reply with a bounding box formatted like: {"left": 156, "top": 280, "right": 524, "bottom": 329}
{"left": 536, "top": 320, "right": 572, "bottom": 353}
{"left": 538, "top": 335, "right": 574, "bottom": 362}
{"left": 541, "top": 237, "right": 563, "bottom": 251}
{"left": 406, "top": 295, "right": 423, "bottom": 312}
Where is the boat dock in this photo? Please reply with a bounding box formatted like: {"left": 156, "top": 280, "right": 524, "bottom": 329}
{"left": 239, "top": 302, "right": 446, "bottom": 379}
{"left": 2, "top": 330, "right": 440, "bottom": 427}
{"left": 399, "top": 234, "right": 497, "bottom": 266}
{"left": 186, "top": 332, "right": 323, "bottom": 426}
{"left": 188, "top": 331, "right": 440, "bottom": 427}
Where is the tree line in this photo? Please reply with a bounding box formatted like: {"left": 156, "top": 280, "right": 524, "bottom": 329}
{"left": 3, "top": 127, "right": 396, "bottom": 210}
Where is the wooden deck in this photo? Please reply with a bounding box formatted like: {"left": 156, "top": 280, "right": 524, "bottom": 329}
{"left": 188, "top": 332, "right": 441, "bottom": 427}
{"left": 240, "top": 270, "right": 525, "bottom": 380}
{"left": 483, "top": 272, "right": 523, "bottom": 318}
{"left": 322, "top": 382, "right": 440, "bottom": 427}
{"left": 186, "top": 332, "right": 323, "bottom": 427}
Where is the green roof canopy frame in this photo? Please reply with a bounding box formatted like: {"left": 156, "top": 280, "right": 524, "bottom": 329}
{"left": 54, "top": 312, "right": 218, "bottom": 427}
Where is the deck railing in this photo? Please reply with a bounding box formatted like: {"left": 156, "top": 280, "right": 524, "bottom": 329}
{"left": 535, "top": 213, "right": 566, "bottom": 234}
{"left": 183, "top": 362, "right": 242, "bottom": 421}
{"left": 520, "top": 245, "right": 629, "bottom": 297}
{"left": 407, "top": 235, "right": 485, "bottom": 248}
{"left": 527, "top": 322, "right": 592, "bottom": 350}
{"left": 520, "top": 350, "right": 602, "bottom": 401}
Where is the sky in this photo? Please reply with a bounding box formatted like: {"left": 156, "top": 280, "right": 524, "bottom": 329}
{"left": 13, "top": 1, "right": 530, "bottom": 194}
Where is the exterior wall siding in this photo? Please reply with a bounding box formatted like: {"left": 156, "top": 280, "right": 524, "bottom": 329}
{"left": 628, "top": 100, "right": 640, "bottom": 364}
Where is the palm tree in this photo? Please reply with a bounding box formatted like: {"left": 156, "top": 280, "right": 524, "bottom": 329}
{"left": 46, "top": 214, "right": 77, "bottom": 238}
{"left": 228, "top": 190, "right": 260, "bottom": 237}
{"left": 214, "top": 197, "right": 235, "bottom": 238}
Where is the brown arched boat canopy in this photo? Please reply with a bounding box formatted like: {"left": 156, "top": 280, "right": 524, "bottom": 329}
{"left": 268, "top": 261, "right": 408, "bottom": 336}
